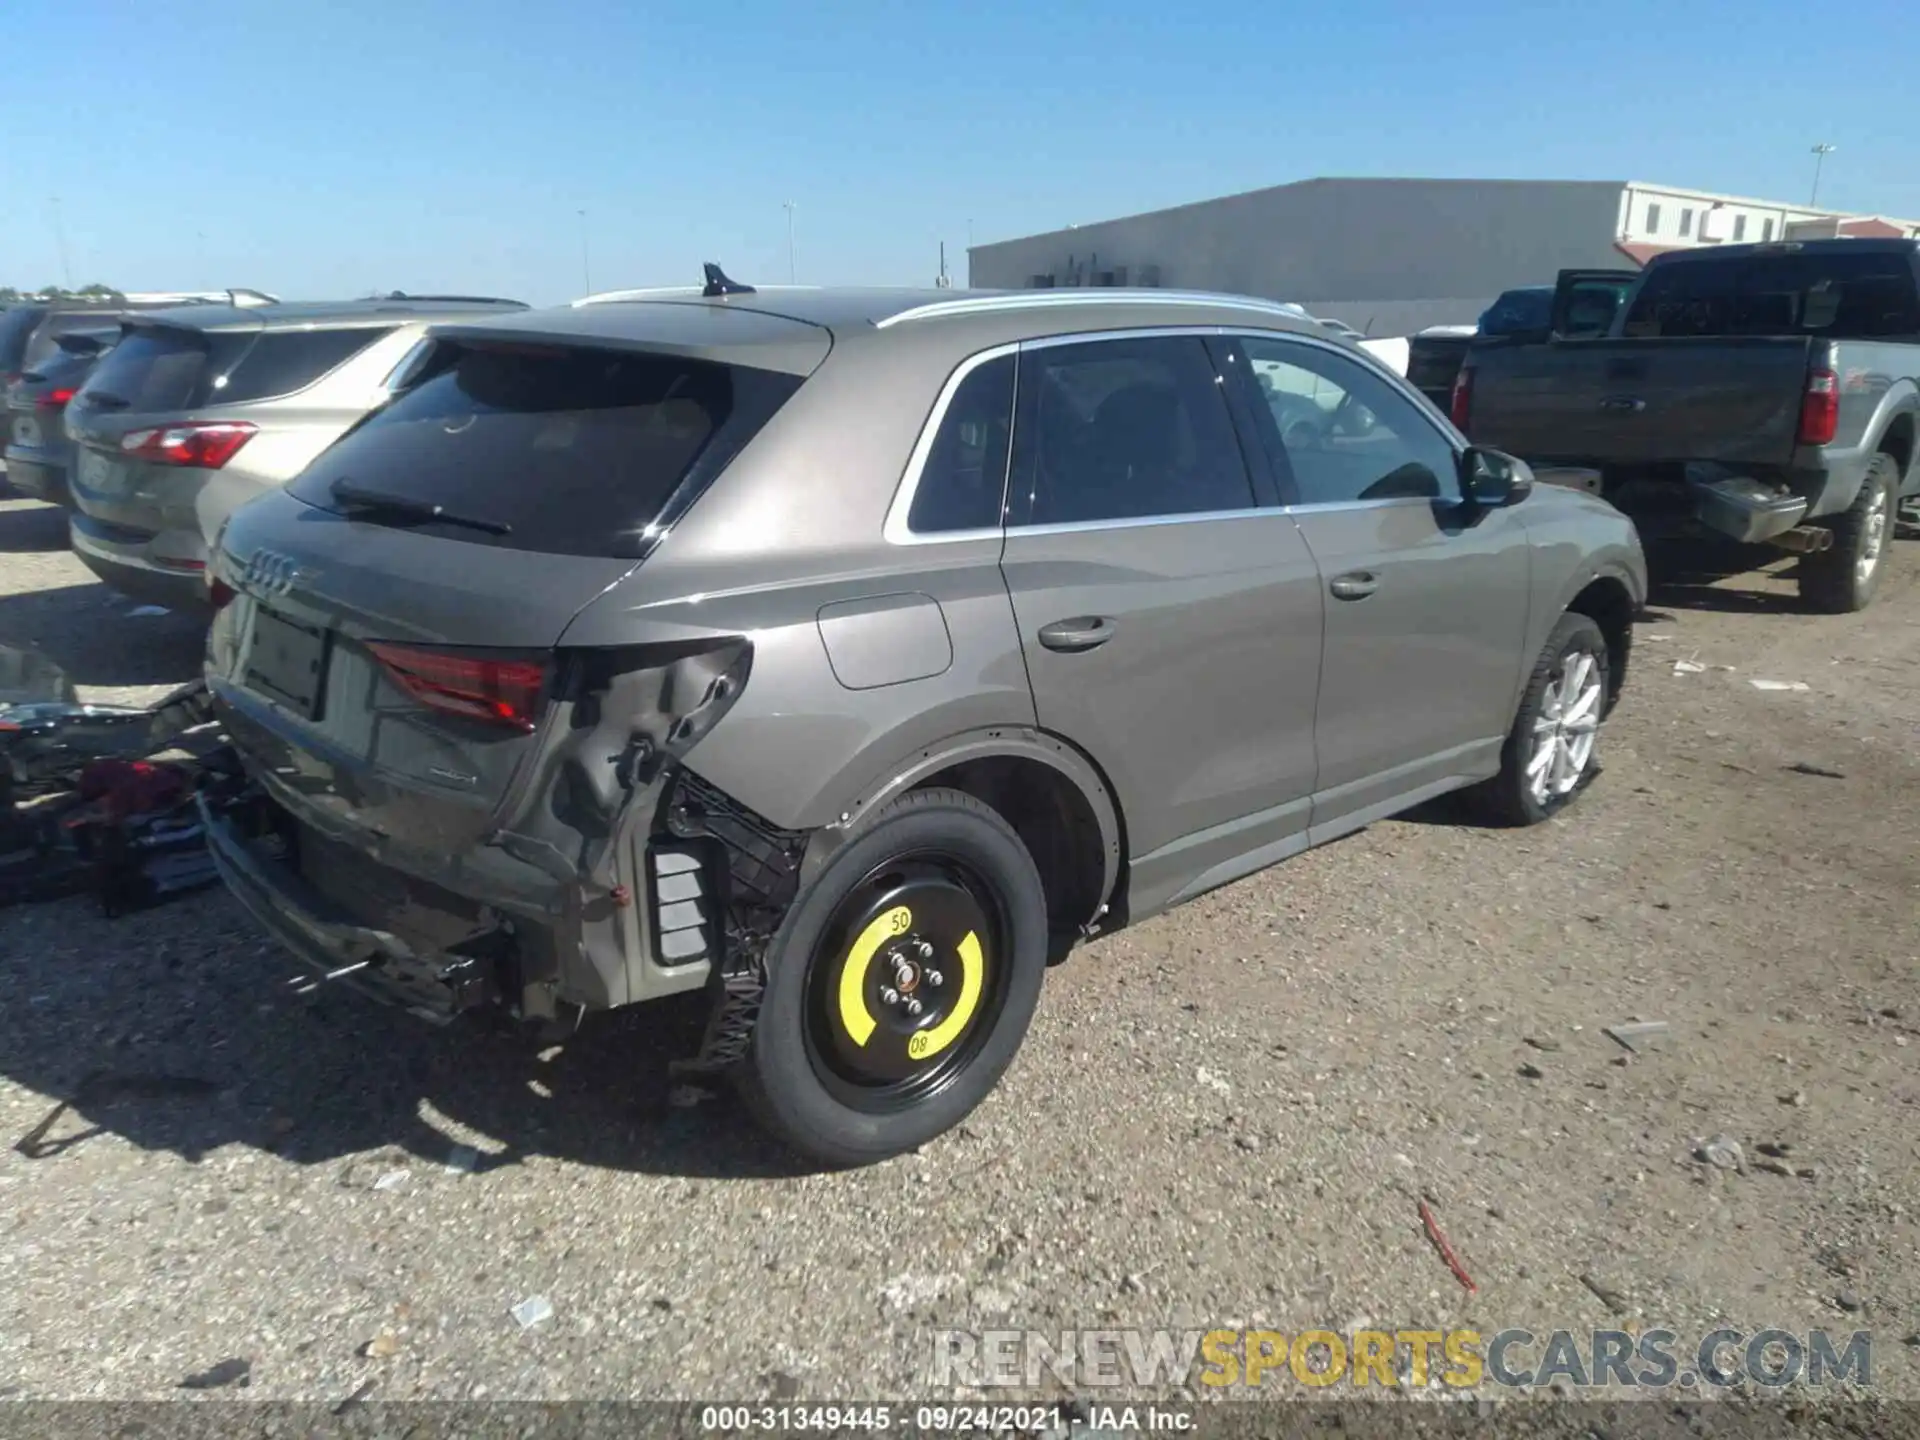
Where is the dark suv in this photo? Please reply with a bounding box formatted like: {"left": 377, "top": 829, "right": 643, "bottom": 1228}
{"left": 201, "top": 277, "right": 1645, "bottom": 1164}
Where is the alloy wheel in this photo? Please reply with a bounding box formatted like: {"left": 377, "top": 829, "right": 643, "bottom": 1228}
{"left": 1526, "top": 647, "right": 1603, "bottom": 807}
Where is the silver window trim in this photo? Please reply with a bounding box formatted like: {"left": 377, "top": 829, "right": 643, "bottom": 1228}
{"left": 882, "top": 324, "right": 1469, "bottom": 546}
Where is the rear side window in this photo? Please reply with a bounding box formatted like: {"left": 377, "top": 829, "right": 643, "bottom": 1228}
{"left": 286, "top": 343, "right": 803, "bottom": 557}
{"left": 1623, "top": 252, "right": 1920, "bottom": 338}
{"left": 907, "top": 354, "right": 1015, "bottom": 534}
{"left": 1008, "top": 336, "right": 1255, "bottom": 526}
{"left": 79, "top": 327, "right": 251, "bottom": 412}
{"left": 208, "top": 326, "right": 396, "bottom": 404}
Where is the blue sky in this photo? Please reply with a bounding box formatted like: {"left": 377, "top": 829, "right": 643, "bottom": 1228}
{"left": 4, "top": 0, "right": 1914, "bottom": 306}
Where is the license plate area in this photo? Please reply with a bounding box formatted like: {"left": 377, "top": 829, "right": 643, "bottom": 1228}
{"left": 245, "top": 607, "right": 330, "bottom": 720}
{"left": 12, "top": 415, "right": 40, "bottom": 447}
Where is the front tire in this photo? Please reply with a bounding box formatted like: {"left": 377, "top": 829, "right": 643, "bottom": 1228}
{"left": 1799, "top": 454, "right": 1896, "bottom": 614}
{"left": 1469, "top": 612, "right": 1610, "bottom": 827}
{"left": 735, "top": 788, "right": 1048, "bottom": 1166}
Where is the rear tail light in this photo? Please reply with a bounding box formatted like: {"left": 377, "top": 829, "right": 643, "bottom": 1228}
{"left": 206, "top": 575, "right": 236, "bottom": 610}
{"left": 367, "top": 642, "right": 548, "bottom": 732}
{"left": 36, "top": 387, "right": 77, "bottom": 409}
{"left": 1798, "top": 368, "right": 1838, "bottom": 447}
{"left": 1449, "top": 365, "right": 1474, "bottom": 432}
{"left": 119, "top": 420, "right": 257, "bottom": 470}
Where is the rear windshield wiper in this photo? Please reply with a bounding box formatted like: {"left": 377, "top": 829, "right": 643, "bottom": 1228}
{"left": 81, "top": 392, "right": 130, "bottom": 410}
{"left": 329, "top": 479, "right": 513, "bottom": 536}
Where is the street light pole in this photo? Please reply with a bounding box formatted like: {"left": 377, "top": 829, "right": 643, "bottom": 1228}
{"left": 578, "top": 209, "right": 591, "bottom": 295}
{"left": 782, "top": 201, "right": 796, "bottom": 284}
{"left": 1809, "top": 143, "right": 1836, "bottom": 207}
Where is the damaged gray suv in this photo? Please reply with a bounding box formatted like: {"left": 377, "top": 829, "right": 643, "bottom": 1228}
{"left": 203, "top": 270, "right": 1646, "bottom": 1165}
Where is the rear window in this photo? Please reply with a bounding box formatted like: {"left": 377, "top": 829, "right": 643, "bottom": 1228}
{"left": 1478, "top": 289, "right": 1552, "bottom": 337}
{"left": 0, "top": 306, "right": 51, "bottom": 372}
{"left": 208, "top": 326, "right": 396, "bottom": 404}
{"left": 21, "top": 310, "right": 126, "bottom": 372}
{"left": 1623, "top": 251, "right": 1920, "bottom": 338}
{"left": 79, "top": 327, "right": 251, "bottom": 412}
{"left": 286, "top": 342, "right": 804, "bottom": 557}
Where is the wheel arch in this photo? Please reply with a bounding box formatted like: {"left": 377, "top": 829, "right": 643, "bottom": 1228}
{"left": 799, "top": 727, "right": 1126, "bottom": 944}
{"left": 1562, "top": 569, "right": 1639, "bottom": 718}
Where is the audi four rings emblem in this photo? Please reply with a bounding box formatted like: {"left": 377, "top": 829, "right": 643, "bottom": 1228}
{"left": 242, "top": 550, "right": 307, "bottom": 597}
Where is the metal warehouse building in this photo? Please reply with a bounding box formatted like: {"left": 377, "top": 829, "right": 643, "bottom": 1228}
{"left": 967, "top": 177, "right": 1920, "bottom": 337}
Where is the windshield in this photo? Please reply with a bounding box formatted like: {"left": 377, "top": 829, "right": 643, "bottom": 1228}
{"left": 1622, "top": 250, "right": 1920, "bottom": 338}
{"left": 286, "top": 341, "right": 803, "bottom": 557}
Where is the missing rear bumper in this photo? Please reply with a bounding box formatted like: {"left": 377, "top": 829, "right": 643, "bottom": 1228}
{"left": 201, "top": 785, "right": 513, "bottom": 1022}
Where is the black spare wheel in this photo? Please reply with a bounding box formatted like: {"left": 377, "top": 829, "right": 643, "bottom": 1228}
{"left": 737, "top": 788, "right": 1048, "bottom": 1166}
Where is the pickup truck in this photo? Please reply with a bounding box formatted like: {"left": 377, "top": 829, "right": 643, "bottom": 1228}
{"left": 1405, "top": 271, "right": 1635, "bottom": 410}
{"left": 1453, "top": 238, "right": 1920, "bottom": 612}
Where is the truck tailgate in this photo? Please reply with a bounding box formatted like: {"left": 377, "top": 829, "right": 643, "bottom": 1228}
{"left": 1469, "top": 336, "right": 1816, "bottom": 468}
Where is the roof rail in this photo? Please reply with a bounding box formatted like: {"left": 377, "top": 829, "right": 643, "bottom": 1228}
{"left": 571, "top": 286, "right": 705, "bottom": 307}
{"left": 874, "top": 289, "right": 1312, "bottom": 330}
{"left": 226, "top": 287, "right": 279, "bottom": 307}
{"left": 377, "top": 291, "right": 523, "bottom": 305}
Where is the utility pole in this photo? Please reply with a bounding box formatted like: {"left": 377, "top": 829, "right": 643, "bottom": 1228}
{"left": 1809, "top": 143, "right": 1836, "bottom": 207}
{"left": 50, "top": 196, "right": 73, "bottom": 290}
{"left": 782, "top": 201, "right": 797, "bottom": 283}
{"left": 578, "top": 209, "right": 591, "bottom": 294}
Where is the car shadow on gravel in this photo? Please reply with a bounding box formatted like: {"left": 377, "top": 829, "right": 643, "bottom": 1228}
{"left": 0, "top": 582, "right": 206, "bottom": 688}
{"left": 1643, "top": 540, "right": 1807, "bottom": 615}
{"left": 0, "top": 893, "right": 820, "bottom": 1181}
{"left": 0, "top": 499, "right": 71, "bottom": 553}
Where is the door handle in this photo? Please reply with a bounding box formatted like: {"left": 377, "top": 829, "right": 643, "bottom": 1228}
{"left": 1037, "top": 616, "right": 1115, "bottom": 653}
{"left": 1599, "top": 395, "right": 1646, "bottom": 413}
{"left": 1329, "top": 572, "right": 1378, "bottom": 601}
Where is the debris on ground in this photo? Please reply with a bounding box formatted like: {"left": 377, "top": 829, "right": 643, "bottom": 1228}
{"left": 1673, "top": 658, "right": 1707, "bottom": 676}
{"left": 1786, "top": 761, "right": 1846, "bottom": 779}
{"left": 1836, "top": 1289, "right": 1863, "bottom": 1313}
{"left": 1696, "top": 1134, "right": 1747, "bottom": 1172}
{"left": 372, "top": 1169, "right": 410, "bottom": 1192}
{"left": 510, "top": 1295, "right": 555, "bottom": 1329}
{"left": 178, "top": 1357, "right": 251, "bottom": 1390}
{"left": 359, "top": 1332, "right": 403, "bottom": 1359}
{"left": 1195, "top": 1066, "right": 1232, "bottom": 1097}
{"left": 1417, "top": 1199, "right": 1476, "bottom": 1294}
{"left": 1522, "top": 1035, "right": 1562, "bottom": 1052}
{"left": 1750, "top": 679, "right": 1810, "bottom": 692}
{"left": 1578, "top": 1273, "right": 1629, "bottom": 1315}
{"left": 1518, "top": 1062, "right": 1545, "bottom": 1080}
{"left": 1782, "top": 1090, "right": 1809, "bottom": 1108}
{"left": 1602, "top": 1020, "right": 1670, "bottom": 1053}
{"left": 125, "top": 605, "right": 171, "bottom": 618}
{"left": 445, "top": 1144, "right": 480, "bottom": 1174}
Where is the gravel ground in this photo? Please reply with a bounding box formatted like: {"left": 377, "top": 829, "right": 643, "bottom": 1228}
{"left": 2, "top": 489, "right": 1917, "bottom": 1417}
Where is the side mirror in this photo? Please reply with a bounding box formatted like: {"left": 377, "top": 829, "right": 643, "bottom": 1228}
{"left": 1461, "top": 447, "right": 1535, "bottom": 507}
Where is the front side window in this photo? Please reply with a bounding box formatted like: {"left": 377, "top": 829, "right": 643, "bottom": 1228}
{"left": 1008, "top": 335, "right": 1255, "bottom": 526}
{"left": 906, "top": 353, "right": 1015, "bottom": 534}
{"left": 1239, "top": 336, "right": 1459, "bottom": 506}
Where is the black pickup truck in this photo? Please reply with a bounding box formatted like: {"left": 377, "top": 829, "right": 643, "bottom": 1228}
{"left": 1453, "top": 238, "right": 1920, "bottom": 612}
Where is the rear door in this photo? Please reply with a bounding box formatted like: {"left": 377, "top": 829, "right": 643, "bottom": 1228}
{"left": 997, "top": 332, "right": 1325, "bottom": 911}
{"left": 1231, "top": 332, "right": 1530, "bottom": 835}
{"left": 208, "top": 332, "right": 818, "bottom": 858}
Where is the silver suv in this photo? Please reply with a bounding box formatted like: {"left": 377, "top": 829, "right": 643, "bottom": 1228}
{"left": 63, "top": 294, "right": 526, "bottom": 609}
{"left": 201, "top": 275, "right": 1645, "bottom": 1164}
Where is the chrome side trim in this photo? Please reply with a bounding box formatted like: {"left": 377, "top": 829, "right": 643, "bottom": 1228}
{"left": 875, "top": 289, "right": 1312, "bottom": 330}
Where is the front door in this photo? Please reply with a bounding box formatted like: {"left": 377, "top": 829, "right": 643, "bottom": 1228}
{"left": 997, "top": 333, "right": 1325, "bottom": 915}
{"left": 1232, "top": 332, "right": 1532, "bottom": 839}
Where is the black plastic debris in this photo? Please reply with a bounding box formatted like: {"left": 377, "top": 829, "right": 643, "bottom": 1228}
{"left": 0, "top": 644, "right": 230, "bottom": 915}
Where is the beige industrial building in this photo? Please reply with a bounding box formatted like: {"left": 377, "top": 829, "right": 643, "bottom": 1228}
{"left": 967, "top": 177, "right": 1920, "bottom": 336}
